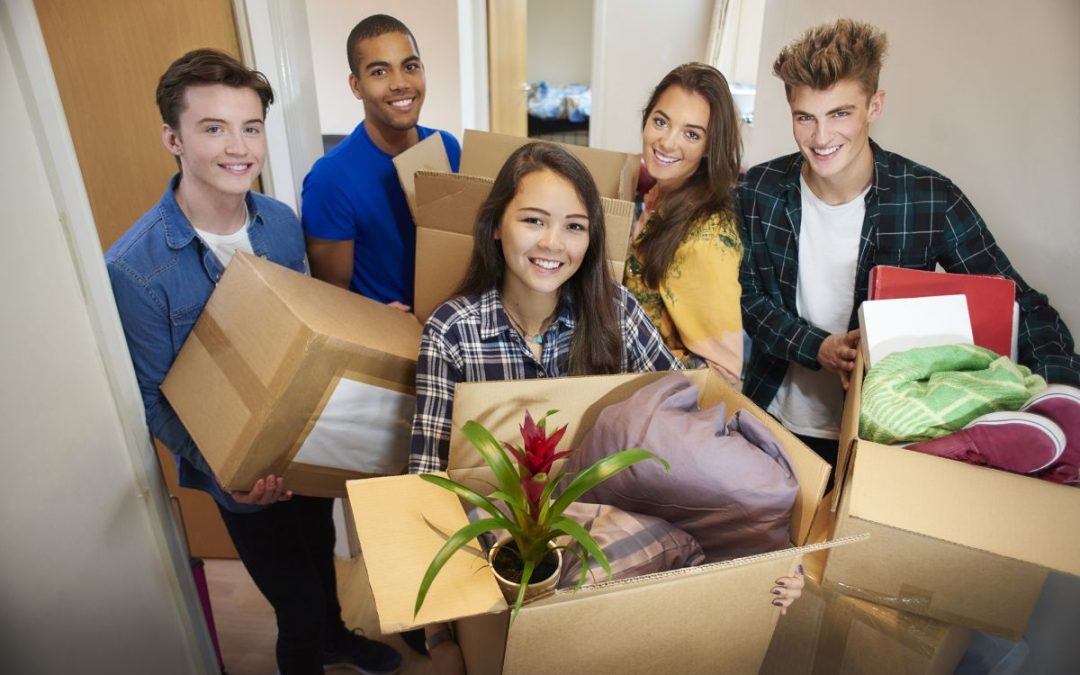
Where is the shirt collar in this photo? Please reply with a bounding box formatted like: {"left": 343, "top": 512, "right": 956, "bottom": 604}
{"left": 476, "top": 287, "right": 575, "bottom": 340}
{"left": 162, "top": 173, "right": 261, "bottom": 250}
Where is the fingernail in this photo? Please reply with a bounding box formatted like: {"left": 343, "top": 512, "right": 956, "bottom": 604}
{"left": 798, "top": 564, "right": 805, "bottom": 576}
{"left": 771, "top": 589, "right": 782, "bottom": 595}
{"left": 776, "top": 580, "right": 786, "bottom": 587}
{"left": 772, "top": 600, "right": 782, "bottom": 607}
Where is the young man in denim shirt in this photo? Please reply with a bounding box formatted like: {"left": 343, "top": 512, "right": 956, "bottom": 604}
{"left": 106, "top": 49, "right": 400, "bottom": 675}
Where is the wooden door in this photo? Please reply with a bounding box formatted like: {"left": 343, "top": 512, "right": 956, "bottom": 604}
{"left": 486, "top": 0, "right": 528, "bottom": 136}
{"left": 35, "top": 0, "right": 241, "bottom": 558}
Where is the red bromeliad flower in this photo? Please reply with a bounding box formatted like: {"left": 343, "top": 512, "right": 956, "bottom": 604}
{"left": 503, "top": 410, "right": 572, "bottom": 479}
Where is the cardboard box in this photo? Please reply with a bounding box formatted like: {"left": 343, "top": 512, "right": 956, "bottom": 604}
{"left": 161, "top": 253, "right": 422, "bottom": 498}
{"left": 761, "top": 558, "right": 972, "bottom": 675}
{"left": 347, "top": 369, "right": 867, "bottom": 674}
{"left": 395, "top": 130, "right": 640, "bottom": 321}
{"left": 820, "top": 353, "right": 1080, "bottom": 638}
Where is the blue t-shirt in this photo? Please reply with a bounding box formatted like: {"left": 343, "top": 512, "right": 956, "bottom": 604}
{"left": 301, "top": 122, "right": 462, "bottom": 306}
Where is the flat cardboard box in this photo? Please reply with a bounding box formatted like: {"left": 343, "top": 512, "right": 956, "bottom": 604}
{"left": 820, "top": 353, "right": 1080, "bottom": 638}
{"left": 761, "top": 558, "right": 972, "bottom": 675}
{"left": 395, "top": 130, "right": 640, "bottom": 321}
{"left": 347, "top": 369, "right": 867, "bottom": 674}
{"left": 162, "top": 253, "right": 422, "bottom": 498}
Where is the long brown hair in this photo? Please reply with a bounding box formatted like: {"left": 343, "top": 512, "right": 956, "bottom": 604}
{"left": 637, "top": 62, "right": 742, "bottom": 288}
{"left": 456, "top": 142, "right": 623, "bottom": 375}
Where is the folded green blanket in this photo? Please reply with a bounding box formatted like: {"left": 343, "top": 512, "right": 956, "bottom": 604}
{"left": 860, "top": 344, "right": 1045, "bottom": 444}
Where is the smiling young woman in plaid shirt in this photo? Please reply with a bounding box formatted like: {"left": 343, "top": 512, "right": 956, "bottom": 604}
{"left": 409, "top": 142, "right": 680, "bottom": 476}
{"left": 738, "top": 19, "right": 1080, "bottom": 472}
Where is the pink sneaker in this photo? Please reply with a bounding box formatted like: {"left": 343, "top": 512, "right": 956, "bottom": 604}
{"left": 906, "top": 411, "right": 1065, "bottom": 475}
{"left": 1021, "top": 385, "right": 1080, "bottom": 484}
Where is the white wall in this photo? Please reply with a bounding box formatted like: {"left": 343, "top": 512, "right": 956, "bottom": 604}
{"left": 745, "top": 0, "right": 1080, "bottom": 334}
{"left": 305, "top": 0, "right": 463, "bottom": 138}
{"left": 527, "top": 0, "right": 593, "bottom": 84}
{"left": 0, "top": 5, "right": 214, "bottom": 673}
{"left": 590, "top": 0, "right": 713, "bottom": 153}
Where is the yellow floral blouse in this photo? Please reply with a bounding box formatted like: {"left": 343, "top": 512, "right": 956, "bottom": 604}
{"left": 623, "top": 195, "right": 744, "bottom": 384}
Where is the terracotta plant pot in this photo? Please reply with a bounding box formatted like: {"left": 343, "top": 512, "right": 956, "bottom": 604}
{"left": 488, "top": 536, "right": 562, "bottom": 605}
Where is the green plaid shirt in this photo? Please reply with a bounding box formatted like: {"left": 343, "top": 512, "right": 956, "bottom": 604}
{"left": 738, "top": 140, "right": 1079, "bottom": 410}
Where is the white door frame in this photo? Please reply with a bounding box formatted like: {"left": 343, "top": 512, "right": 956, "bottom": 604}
{"left": 0, "top": 1, "right": 218, "bottom": 671}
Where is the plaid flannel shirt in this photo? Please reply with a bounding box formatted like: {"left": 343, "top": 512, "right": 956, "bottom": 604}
{"left": 409, "top": 285, "right": 680, "bottom": 474}
{"left": 738, "top": 139, "right": 1079, "bottom": 410}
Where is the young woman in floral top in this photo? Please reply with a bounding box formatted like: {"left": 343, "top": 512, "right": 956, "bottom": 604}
{"left": 624, "top": 63, "right": 745, "bottom": 385}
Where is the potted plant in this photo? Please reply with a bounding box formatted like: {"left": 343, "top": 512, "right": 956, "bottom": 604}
{"left": 415, "top": 410, "right": 668, "bottom": 619}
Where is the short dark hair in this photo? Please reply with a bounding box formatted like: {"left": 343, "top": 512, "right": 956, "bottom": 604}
{"left": 773, "top": 18, "right": 888, "bottom": 100}
{"left": 156, "top": 49, "right": 274, "bottom": 129}
{"left": 346, "top": 14, "right": 419, "bottom": 78}
{"left": 456, "top": 142, "right": 624, "bottom": 376}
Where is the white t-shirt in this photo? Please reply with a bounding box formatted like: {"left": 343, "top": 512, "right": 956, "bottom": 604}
{"left": 767, "top": 175, "right": 868, "bottom": 439}
{"left": 194, "top": 203, "right": 254, "bottom": 268}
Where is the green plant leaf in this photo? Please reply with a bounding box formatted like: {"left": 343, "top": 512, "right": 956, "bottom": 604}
{"left": 419, "top": 474, "right": 504, "bottom": 520}
{"left": 549, "top": 449, "right": 668, "bottom": 520}
{"left": 461, "top": 421, "right": 525, "bottom": 504}
{"left": 509, "top": 556, "right": 537, "bottom": 622}
{"left": 549, "top": 515, "right": 612, "bottom": 584}
{"left": 414, "top": 516, "right": 510, "bottom": 617}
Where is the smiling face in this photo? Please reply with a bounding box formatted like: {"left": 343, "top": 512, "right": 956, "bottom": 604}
{"left": 497, "top": 169, "right": 590, "bottom": 307}
{"left": 642, "top": 85, "right": 711, "bottom": 192}
{"left": 162, "top": 83, "right": 266, "bottom": 201}
{"left": 349, "top": 31, "right": 425, "bottom": 137}
{"left": 789, "top": 78, "right": 884, "bottom": 200}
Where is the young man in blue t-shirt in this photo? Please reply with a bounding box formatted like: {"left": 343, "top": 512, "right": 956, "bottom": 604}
{"left": 302, "top": 14, "right": 462, "bottom": 309}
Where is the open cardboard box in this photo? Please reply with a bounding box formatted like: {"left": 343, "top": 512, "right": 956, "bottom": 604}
{"left": 161, "top": 253, "right": 422, "bottom": 498}
{"left": 395, "top": 130, "right": 639, "bottom": 321}
{"left": 347, "top": 369, "right": 866, "bottom": 674}
{"left": 819, "top": 352, "right": 1080, "bottom": 639}
{"left": 761, "top": 549, "right": 972, "bottom": 675}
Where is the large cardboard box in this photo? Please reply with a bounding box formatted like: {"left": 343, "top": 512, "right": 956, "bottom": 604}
{"left": 761, "top": 557, "right": 972, "bottom": 675}
{"left": 820, "top": 353, "right": 1080, "bottom": 639}
{"left": 161, "top": 253, "right": 422, "bottom": 498}
{"left": 347, "top": 370, "right": 867, "bottom": 674}
{"left": 395, "top": 130, "right": 640, "bottom": 321}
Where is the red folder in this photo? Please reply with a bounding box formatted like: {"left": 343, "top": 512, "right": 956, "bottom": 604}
{"left": 868, "top": 266, "right": 1016, "bottom": 358}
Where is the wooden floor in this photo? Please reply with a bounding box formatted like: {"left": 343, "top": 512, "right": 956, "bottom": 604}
{"left": 204, "top": 556, "right": 433, "bottom": 675}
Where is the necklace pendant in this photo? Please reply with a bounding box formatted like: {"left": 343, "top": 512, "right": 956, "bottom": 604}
{"left": 535, "top": 335, "right": 543, "bottom": 345}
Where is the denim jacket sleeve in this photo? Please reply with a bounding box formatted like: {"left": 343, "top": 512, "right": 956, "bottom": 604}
{"left": 107, "top": 259, "right": 217, "bottom": 478}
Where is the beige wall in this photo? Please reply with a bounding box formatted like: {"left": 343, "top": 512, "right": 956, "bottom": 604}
{"left": 305, "top": 0, "right": 463, "bottom": 137}
{"left": 527, "top": 0, "right": 593, "bottom": 84}
{"left": 590, "top": 0, "right": 713, "bottom": 153}
{"left": 745, "top": 0, "right": 1080, "bottom": 334}
{"left": 0, "top": 7, "right": 212, "bottom": 673}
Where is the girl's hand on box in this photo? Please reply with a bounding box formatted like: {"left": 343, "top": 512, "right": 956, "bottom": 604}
{"left": 229, "top": 474, "right": 293, "bottom": 505}
{"left": 771, "top": 563, "right": 805, "bottom": 615}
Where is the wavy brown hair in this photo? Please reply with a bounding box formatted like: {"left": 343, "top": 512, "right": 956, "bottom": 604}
{"left": 637, "top": 63, "right": 741, "bottom": 288}
{"left": 455, "top": 142, "right": 623, "bottom": 375}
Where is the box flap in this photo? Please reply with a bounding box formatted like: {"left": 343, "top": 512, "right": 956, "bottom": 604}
{"left": 831, "top": 352, "right": 865, "bottom": 513}
{"left": 849, "top": 440, "right": 1080, "bottom": 576}
{"left": 415, "top": 171, "right": 493, "bottom": 236}
{"left": 393, "top": 132, "right": 453, "bottom": 219}
{"left": 346, "top": 475, "right": 506, "bottom": 632}
{"left": 460, "top": 129, "right": 639, "bottom": 200}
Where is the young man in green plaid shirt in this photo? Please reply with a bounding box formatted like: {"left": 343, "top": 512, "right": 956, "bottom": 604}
{"left": 738, "top": 18, "right": 1079, "bottom": 469}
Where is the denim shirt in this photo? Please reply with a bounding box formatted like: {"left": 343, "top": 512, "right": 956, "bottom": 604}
{"left": 106, "top": 175, "right": 308, "bottom": 512}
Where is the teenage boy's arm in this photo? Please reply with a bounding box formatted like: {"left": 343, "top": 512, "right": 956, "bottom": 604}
{"left": 107, "top": 263, "right": 217, "bottom": 477}
{"left": 737, "top": 187, "right": 832, "bottom": 370}
{"left": 938, "top": 186, "right": 1080, "bottom": 385}
{"left": 301, "top": 169, "right": 355, "bottom": 290}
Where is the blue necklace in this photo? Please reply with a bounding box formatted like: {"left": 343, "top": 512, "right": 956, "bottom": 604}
{"left": 505, "top": 308, "right": 547, "bottom": 345}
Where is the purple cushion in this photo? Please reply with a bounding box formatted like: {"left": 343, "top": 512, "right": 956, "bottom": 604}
{"left": 562, "top": 372, "right": 799, "bottom": 561}
{"left": 556, "top": 502, "right": 705, "bottom": 589}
